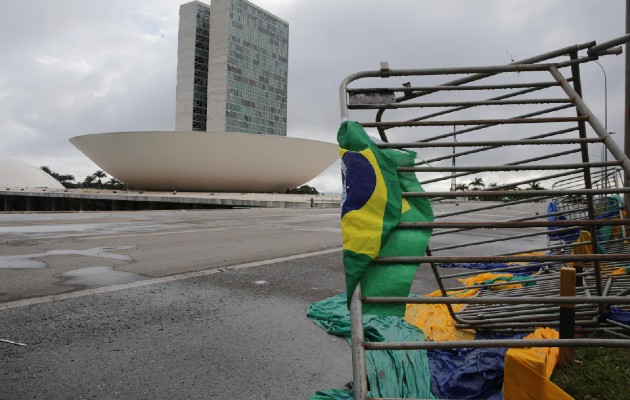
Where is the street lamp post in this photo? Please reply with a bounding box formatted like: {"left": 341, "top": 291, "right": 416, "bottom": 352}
{"left": 595, "top": 61, "right": 615, "bottom": 188}
{"left": 595, "top": 61, "right": 608, "bottom": 165}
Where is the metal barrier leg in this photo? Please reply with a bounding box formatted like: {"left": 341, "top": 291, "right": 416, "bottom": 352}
{"left": 560, "top": 267, "right": 576, "bottom": 364}
{"left": 350, "top": 283, "right": 369, "bottom": 400}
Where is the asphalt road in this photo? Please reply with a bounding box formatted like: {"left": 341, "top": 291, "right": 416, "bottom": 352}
{"left": 0, "top": 209, "right": 343, "bottom": 302}
{"left": 1, "top": 209, "right": 351, "bottom": 399}
{"left": 0, "top": 203, "right": 546, "bottom": 399}
{"left": 2, "top": 251, "right": 352, "bottom": 399}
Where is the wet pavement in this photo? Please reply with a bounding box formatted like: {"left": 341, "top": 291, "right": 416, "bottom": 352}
{"left": 0, "top": 208, "right": 349, "bottom": 399}
{"left": 0, "top": 209, "right": 343, "bottom": 303}
{"left": 0, "top": 203, "right": 546, "bottom": 399}
{"left": 1, "top": 251, "right": 351, "bottom": 399}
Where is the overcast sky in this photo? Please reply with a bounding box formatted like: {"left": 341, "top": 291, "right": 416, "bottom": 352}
{"left": 0, "top": 0, "right": 627, "bottom": 192}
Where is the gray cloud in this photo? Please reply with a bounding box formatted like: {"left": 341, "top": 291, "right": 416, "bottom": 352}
{"left": 0, "top": 0, "right": 626, "bottom": 192}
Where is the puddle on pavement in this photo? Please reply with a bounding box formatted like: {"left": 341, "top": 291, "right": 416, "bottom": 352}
{"left": 58, "top": 266, "right": 144, "bottom": 287}
{"left": 0, "top": 257, "right": 47, "bottom": 269}
{"left": 0, "top": 246, "right": 135, "bottom": 269}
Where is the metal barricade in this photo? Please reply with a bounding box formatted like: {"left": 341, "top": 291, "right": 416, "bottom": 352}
{"left": 339, "top": 36, "right": 630, "bottom": 400}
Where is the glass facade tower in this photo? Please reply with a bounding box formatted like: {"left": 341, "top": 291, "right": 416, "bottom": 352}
{"left": 176, "top": 0, "right": 289, "bottom": 136}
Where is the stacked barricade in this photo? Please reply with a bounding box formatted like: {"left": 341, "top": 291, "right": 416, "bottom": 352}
{"left": 338, "top": 35, "right": 630, "bottom": 399}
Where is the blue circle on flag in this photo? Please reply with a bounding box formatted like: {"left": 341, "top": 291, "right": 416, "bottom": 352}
{"left": 341, "top": 151, "right": 376, "bottom": 219}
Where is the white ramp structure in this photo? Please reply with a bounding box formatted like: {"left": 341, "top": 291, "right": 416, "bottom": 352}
{"left": 70, "top": 131, "right": 338, "bottom": 192}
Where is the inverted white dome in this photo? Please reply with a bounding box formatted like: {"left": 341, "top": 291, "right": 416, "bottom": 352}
{"left": 0, "top": 160, "right": 64, "bottom": 189}
{"left": 70, "top": 131, "right": 339, "bottom": 192}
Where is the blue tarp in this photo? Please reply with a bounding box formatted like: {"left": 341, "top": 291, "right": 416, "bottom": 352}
{"left": 547, "top": 200, "right": 581, "bottom": 242}
{"left": 608, "top": 306, "right": 630, "bottom": 325}
{"left": 427, "top": 332, "right": 526, "bottom": 399}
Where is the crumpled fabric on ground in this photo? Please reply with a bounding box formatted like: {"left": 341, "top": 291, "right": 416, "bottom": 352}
{"left": 307, "top": 293, "right": 434, "bottom": 399}
{"left": 608, "top": 306, "right": 630, "bottom": 324}
{"left": 502, "top": 328, "right": 573, "bottom": 400}
{"left": 427, "top": 332, "right": 526, "bottom": 400}
{"left": 404, "top": 288, "right": 477, "bottom": 342}
{"left": 439, "top": 262, "right": 542, "bottom": 274}
{"left": 310, "top": 267, "right": 582, "bottom": 399}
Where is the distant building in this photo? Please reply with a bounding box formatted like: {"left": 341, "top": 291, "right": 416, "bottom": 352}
{"left": 70, "top": 131, "right": 337, "bottom": 192}
{"left": 176, "top": 0, "right": 289, "bottom": 136}
{"left": 0, "top": 160, "right": 64, "bottom": 189}
{"left": 71, "top": 0, "right": 337, "bottom": 194}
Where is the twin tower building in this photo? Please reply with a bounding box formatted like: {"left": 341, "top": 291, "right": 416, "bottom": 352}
{"left": 70, "top": 0, "right": 337, "bottom": 194}
{"left": 176, "top": 0, "right": 289, "bottom": 136}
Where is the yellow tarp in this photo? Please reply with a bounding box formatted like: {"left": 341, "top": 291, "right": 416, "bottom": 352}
{"left": 458, "top": 272, "right": 524, "bottom": 290}
{"left": 404, "top": 288, "right": 477, "bottom": 341}
{"left": 572, "top": 230, "right": 630, "bottom": 275}
{"left": 503, "top": 328, "right": 573, "bottom": 400}
{"left": 404, "top": 272, "right": 535, "bottom": 341}
{"left": 458, "top": 272, "right": 512, "bottom": 287}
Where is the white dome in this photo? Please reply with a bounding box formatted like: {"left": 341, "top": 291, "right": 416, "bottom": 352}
{"left": 70, "top": 131, "right": 339, "bottom": 192}
{"left": 0, "top": 160, "right": 64, "bottom": 189}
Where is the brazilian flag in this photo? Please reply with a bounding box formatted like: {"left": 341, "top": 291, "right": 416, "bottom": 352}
{"left": 339, "top": 121, "right": 433, "bottom": 316}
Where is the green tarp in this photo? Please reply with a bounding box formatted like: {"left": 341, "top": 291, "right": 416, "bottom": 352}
{"left": 307, "top": 293, "right": 434, "bottom": 399}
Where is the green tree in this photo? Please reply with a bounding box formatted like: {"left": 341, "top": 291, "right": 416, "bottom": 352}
{"left": 483, "top": 182, "right": 501, "bottom": 201}
{"left": 527, "top": 181, "right": 545, "bottom": 190}
{"left": 83, "top": 175, "right": 96, "bottom": 189}
{"left": 106, "top": 177, "right": 127, "bottom": 190}
{"left": 40, "top": 165, "right": 54, "bottom": 176}
{"left": 469, "top": 177, "right": 485, "bottom": 191}
{"left": 286, "top": 185, "right": 319, "bottom": 195}
{"left": 92, "top": 170, "right": 107, "bottom": 189}
{"left": 522, "top": 181, "right": 546, "bottom": 202}
{"left": 40, "top": 166, "right": 75, "bottom": 188}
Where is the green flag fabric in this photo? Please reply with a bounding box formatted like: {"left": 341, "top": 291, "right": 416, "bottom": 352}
{"left": 338, "top": 120, "right": 433, "bottom": 316}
